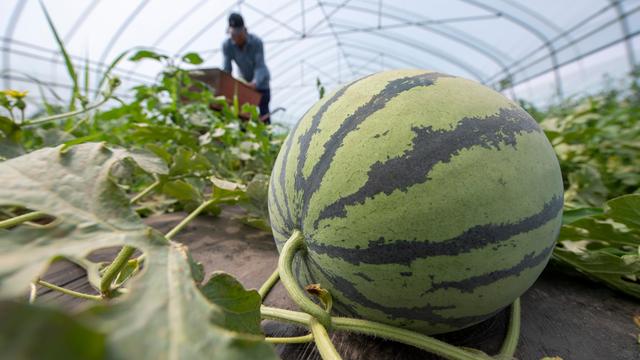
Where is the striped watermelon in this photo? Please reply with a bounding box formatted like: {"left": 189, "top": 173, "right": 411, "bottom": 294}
{"left": 268, "top": 70, "right": 563, "bottom": 335}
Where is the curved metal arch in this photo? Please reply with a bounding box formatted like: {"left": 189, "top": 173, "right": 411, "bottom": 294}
{"left": 271, "top": 42, "right": 443, "bottom": 101}
{"left": 3, "top": 0, "right": 26, "bottom": 89}
{"left": 97, "top": 0, "right": 150, "bottom": 70}
{"left": 269, "top": 46, "right": 409, "bottom": 100}
{"left": 199, "top": 0, "right": 306, "bottom": 64}
{"left": 612, "top": 0, "right": 636, "bottom": 69}
{"left": 62, "top": 0, "right": 102, "bottom": 43}
{"left": 482, "top": 0, "right": 619, "bottom": 85}
{"left": 297, "top": 1, "right": 517, "bottom": 95}
{"left": 269, "top": 42, "right": 340, "bottom": 81}
{"left": 459, "top": 0, "right": 563, "bottom": 98}
{"left": 487, "top": 2, "right": 640, "bottom": 89}
{"left": 340, "top": 29, "right": 486, "bottom": 80}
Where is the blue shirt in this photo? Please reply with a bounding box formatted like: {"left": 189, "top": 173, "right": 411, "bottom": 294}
{"left": 222, "top": 33, "right": 270, "bottom": 90}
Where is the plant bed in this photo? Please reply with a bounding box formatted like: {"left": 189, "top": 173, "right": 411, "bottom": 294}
{"left": 33, "top": 207, "right": 639, "bottom": 360}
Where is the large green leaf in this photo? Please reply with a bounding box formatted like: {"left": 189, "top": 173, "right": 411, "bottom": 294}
{"left": 200, "top": 272, "right": 263, "bottom": 335}
{"left": 0, "top": 143, "right": 165, "bottom": 298}
{"left": 0, "top": 142, "right": 276, "bottom": 359}
{"left": 0, "top": 301, "right": 106, "bottom": 360}
{"left": 555, "top": 194, "right": 640, "bottom": 299}
{"left": 82, "top": 241, "right": 277, "bottom": 360}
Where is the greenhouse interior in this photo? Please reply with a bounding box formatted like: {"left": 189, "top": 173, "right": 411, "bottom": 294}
{"left": 0, "top": 1, "right": 638, "bottom": 359}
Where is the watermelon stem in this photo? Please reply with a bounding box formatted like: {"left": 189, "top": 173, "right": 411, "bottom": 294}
{"left": 265, "top": 333, "right": 314, "bottom": 344}
{"left": 260, "top": 305, "right": 488, "bottom": 360}
{"left": 278, "top": 229, "right": 333, "bottom": 330}
{"left": 496, "top": 298, "right": 521, "bottom": 359}
{"left": 258, "top": 268, "right": 280, "bottom": 299}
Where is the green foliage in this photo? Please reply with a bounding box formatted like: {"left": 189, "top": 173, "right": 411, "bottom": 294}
{"left": 0, "top": 301, "right": 106, "bottom": 360}
{"left": 529, "top": 81, "right": 640, "bottom": 207}
{"left": 0, "top": 143, "right": 277, "bottom": 359}
{"left": 525, "top": 77, "right": 640, "bottom": 299}
{"left": 554, "top": 195, "right": 640, "bottom": 298}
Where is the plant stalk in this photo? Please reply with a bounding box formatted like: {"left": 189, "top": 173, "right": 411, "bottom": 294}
{"left": 0, "top": 211, "right": 47, "bottom": 229}
{"left": 165, "top": 198, "right": 216, "bottom": 240}
{"left": 496, "top": 298, "right": 521, "bottom": 359}
{"left": 24, "top": 94, "right": 111, "bottom": 127}
{"left": 265, "top": 334, "right": 313, "bottom": 344}
{"left": 258, "top": 268, "right": 280, "bottom": 299}
{"left": 260, "top": 305, "right": 488, "bottom": 360}
{"left": 37, "top": 280, "right": 102, "bottom": 301}
{"left": 100, "top": 245, "right": 136, "bottom": 296}
{"left": 310, "top": 318, "right": 342, "bottom": 360}
{"left": 278, "top": 230, "right": 332, "bottom": 330}
{"left": 130, "top": 179, "right": 161, "bottom": 204}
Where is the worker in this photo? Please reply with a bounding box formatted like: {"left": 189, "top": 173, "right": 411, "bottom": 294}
{"left": 222, "top": 13, "right": 272, "bottom": 123}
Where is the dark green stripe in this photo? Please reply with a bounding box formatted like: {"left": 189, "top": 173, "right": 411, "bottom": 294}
{"left": 313, "top": 107, "right": 541, "bottom": 229}
{"left": 275, "top": 119, "right": 303, "bottom": 230}
{"left": 299, "top": 73, "right": 452, "bottom": 229}
{"left": 421, "top": 242, "right": 556, "bottom": 295}
{"left": 308, "top": 195, "right": 562, "bottom": 265}
{"left": 310, "top": 259, "right": 500, "bottom": 327}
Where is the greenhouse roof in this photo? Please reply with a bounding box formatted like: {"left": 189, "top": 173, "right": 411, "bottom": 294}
{"left": 1, "top": 0, "right": 638, "bottom": 125}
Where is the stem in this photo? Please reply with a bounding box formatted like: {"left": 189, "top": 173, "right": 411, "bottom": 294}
{"left": 130, "top": 179, "right": 161, "bottom": 204}
{"left": 261, "top": 306, "right": 487, "bottom": 360}
{"left": 258, "top": 268, "right": 280, "bottom": 299}
{"left": 265, "top": 334, "right": 313, "bottom": 344}
{"left": 24, "top": 93, "right": 111, "bottom": 127}
{"left": 310, "top": 318, "right": 342, "bottom": 360}
{"left": 100, "top": 245, "right": 135, "bottom": 296}
{"left": 261, "top": 305, "right": 313, "bottom": 325}
{"left": 29, "top": 283, "right": 37, "bottom": 303}
{"left": 0, "top": 211, "right": 47, "bottom": 229}
{"left": 278, "top": 230, "right": 332, "bottom": 329}
{"left": 165, "top": 198, "right": 216, "bottom": 240}
{"left": 37, "top": 280, "right": 102, "bottom": 301}
{"left": 332, "top": 317, "right": 485, "bottom": 360}
{"left": 497, "top": 298, "right": 520, "bottom": 359}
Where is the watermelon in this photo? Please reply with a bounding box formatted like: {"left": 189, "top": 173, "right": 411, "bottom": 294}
{"left": 268, "top": 70, "right": 563, "bottom": 335}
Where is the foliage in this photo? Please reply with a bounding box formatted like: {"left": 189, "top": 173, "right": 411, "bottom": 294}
{"left": 522, "top": 77, "right": 640, "bottom": 299}
{"left": 0, "top": 143, "right": 277, "bottom": 359}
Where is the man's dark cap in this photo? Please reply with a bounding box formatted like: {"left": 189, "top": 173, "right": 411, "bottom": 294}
{"left": 228, "top": 13, "right": 244, "bottom": 28}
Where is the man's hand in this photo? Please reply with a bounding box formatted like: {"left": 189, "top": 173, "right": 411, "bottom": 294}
{"left": 248, "top": 81, "right": 257, "bottom": 90}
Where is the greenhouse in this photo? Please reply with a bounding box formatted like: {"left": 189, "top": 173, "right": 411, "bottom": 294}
{"left": 0, "top": 1, "right": 638, "bottom": 359}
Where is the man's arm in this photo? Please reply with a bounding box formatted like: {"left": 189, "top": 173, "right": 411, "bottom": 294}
{"left": 252, "top": 38, "right": 270, "bottom": 90}
{"left": 222, "top": 41, "right": 232, "bottom": 74}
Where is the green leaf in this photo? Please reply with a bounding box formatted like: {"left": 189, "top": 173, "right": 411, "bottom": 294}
{"left": 555, "top": 194, "right": 640, "bottom": 299}
{"left": 562, "top": 207, "right": 604, "bottom": 225}
{"left": 200, "top": 271, "right": 263, "bottom": 335}
{"left": 170, "top": 147, "right": 212, "bottom": 176}
{"left": 606, "top": 194, "right": 640, "bottom": 230}
{"left": 182, "top": 52, "right": 204, "bottom": 65}
{"left": 82, "top": 243, "right": 277, "bottom": 360}
{"left": 129, "top": 50, "right": 168, "bottom": 62}
{"left": 0, "top": 143, "right": 164, "bottom": 298}
{"left": 39, "top": 1, "right": 79, "bottom": 110}
{"left": 162, "top": 180, "right": 202, "bottom": 202}
{"left": 0, "top": 301, "right": 106, "bottom": 360}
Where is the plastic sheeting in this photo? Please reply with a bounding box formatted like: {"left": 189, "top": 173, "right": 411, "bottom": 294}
{"left": 1, "top": 0, "right": 638, "bottom": 125}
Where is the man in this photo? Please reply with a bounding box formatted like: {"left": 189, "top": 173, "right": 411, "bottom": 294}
{"left": 222, "top": 13, "right": 271, "bottom": 123}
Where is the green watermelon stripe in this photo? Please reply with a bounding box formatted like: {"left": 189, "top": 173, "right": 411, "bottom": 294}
{"left": 268, "top": 172, "right": 288, "bottom": 231}
{"left": 298, "top": 73, "right": 452, "bottom": 227}
{"left": 293, "top": 81, "right": 359, "bottom": 225}
{"left": 272, "top": 118, "right": 305, "bottom": 230}
{"left": 312, "top": 106, "right": 541, "bottom": 229}
{"left": 307, "top": 194, "right": 562, "bottom": 265}
{"left": 420, "top": 241, "right": 556, "bottom": 295}
{"left": 309, "top": 255, "right": 501, "bottom": 328}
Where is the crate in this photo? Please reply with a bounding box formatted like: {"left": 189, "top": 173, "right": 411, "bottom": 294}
{"left": 189, "top": 68, "right": 262, "bottom": 107}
